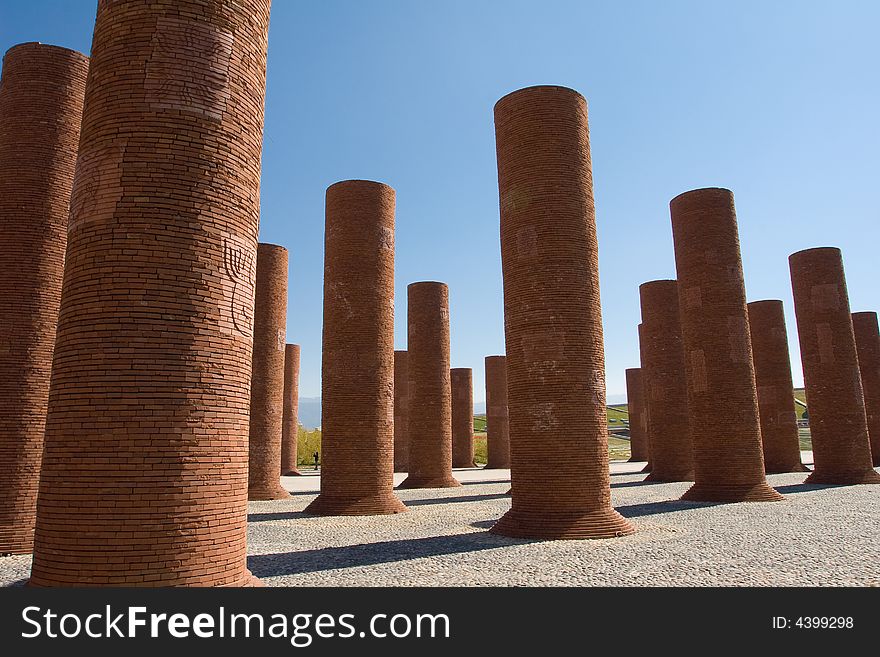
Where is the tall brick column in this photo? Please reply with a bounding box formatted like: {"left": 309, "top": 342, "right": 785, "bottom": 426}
{"left": 852, "top": 312, "right": 880, "bottom": 466}
{"left": 451, "top": 368, "right": 476, "bottom": 468}
{"left": 490, "top": 85, "right": 634, "bottom": 539}
{"left": 789, "top": 247, "right": 880, "bottom": 484}
{"left": 747, "top": 300, "right": 808, "bottom": 473}
{"left": 625, "top": 368, "right": 650, "bottom": 462}
{"left": 639, "top": 280, "right": 694, "bottom": 482}
{"left": 670, "top": 188, "right": 782, "bottom": 502}
{"left": 306, "top": 181, "right": 407, "bottom": 514}
{"left": 398, "top": 282, "right": 460, "bottom": 488}
{"left": 485, "top": 355, "right": 511, "bottom": 469}
{"left": 29, "top": 0, "right": 272, "bottom": 586}
{"left": 280, "top": 343, "right": 302, "bottom": 476}
{"left": 0, "top": 43, "right": 87, "bottom": 555}
{"left": 393, "top": 350, "right": 409, "bottom": 472}
{"left": 637, "top": 323, "right": 652, "bottom": 472}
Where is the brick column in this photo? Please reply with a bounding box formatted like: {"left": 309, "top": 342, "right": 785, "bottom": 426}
{"left": 789, "top": 247, "right": 879, "bottom": 483}
{"left": 280, "top": 343, "right": 302, "bottom": 476}
{"left": 393, "top": 350, "right": 409, "bottom": 472}
{"left": 852, "top": 311, "right": 880, "bottom": 466}
{"left": 306, "top": 181, "right": 407, "bottom": 514}
{"left": 0, "top": 43, "right": 87, "bottom": 555}
{"left": 485, "top": 355, "right": 511, "bottom": 469}
{"left": 490, "top": 85, "right": 634, "bottom": 539}
{"left": 747, "top": 300, "right": 808, "bottom": 473}
{"left": 624, "top": 369, "right": 650, "bottom": 462}
{"left": 451, "top": 368, "right": 476, "bottom": 468}
{"left": 637, "top": 323, "right": 652, "bottom": 472}
{"left": 670, "top": 188, "right": 782, "bottom": 502}
{"left": 29, "top": 0, "right": 272, "bottom": 586}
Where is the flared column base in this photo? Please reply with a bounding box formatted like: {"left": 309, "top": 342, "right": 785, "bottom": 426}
{"left": 804, "top": 469, "right": 880, "bottom": 485}
{"left": 644, "top": 470, "right": 694, "bottom": 483}
{"left": 764, "top": 462, "right": 810, "bottom": 474}
{"left": 397, "top": 475, "right": 461, "bottom": 489}
{"left": 680, "top": 481, "right": 784, "bottom": 502}
{"left": 28, "top": 568, "right": 263, "bottom": 587}
{"left": 304, "top": 492, "right": 408, "bottom": 516}
{"left": 489, "top": 505, "right": 635, "bottom": 540}
{"left": 248, "top": 486, "right": 291, "bottom": 501}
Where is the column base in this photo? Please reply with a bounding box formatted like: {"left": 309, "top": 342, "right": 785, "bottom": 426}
{"left": 680, "top": 481, "right": 784, "bottom": 502}
{"left": 248, "top": 486, "right": 291, "bottom": 501}
{"left": 28, "top": 569, "right": 264, "bottom": 587}
{"left": 804, "top": 469, "right": 880, "bottom": 485}
{"left": 397, "top": 475, "right": 461, "bottom": 489}
{"left": 644, "top": 470, "right": 694, "bottom": 483}
{"left": 304, "top": 493, "right": 408, "bottom": 516}
{"left": 764, "top": 462, "right": 810, "bottom": 474}
{"left": 485, "top": 461, "right": 510, "bottom": 469}
{"left": 489, "top": 506, "right": 635, "bottom": 540}
{"left": 281, "top": 468, "right": 303, "bottom": 476}
{"left": 640, "top": 462, "right": 652, "bottom": 473}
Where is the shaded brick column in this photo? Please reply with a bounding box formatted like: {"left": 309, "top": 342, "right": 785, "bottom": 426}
{"left": 306, "top": 181, "right": 407, "bottom": 514}
{"left": 393, "top": 350, "right": 409, "bottom": 472}
{"left": 280, "top": 343, "right": 302, "bottom": 476}
{"left": 0, "top": 43, "right": 87, "bottom": 555}
{"left": 248, "top": 243, "right": 290, "bottom": 500}
{"left": 639, "top": 280, "right": 694, "bottom": 482}
{"left": 398, "top": 282, "right": 461, "bottom": 488}
{"left": 747, "top": 300, "right": 808, "bottom": 473}
{"left": 637, "top": 323, "right": 652, "bottom": 472}
{"left": 490, "top": 85, "right": 634, "bottom": 539}
{"left": 852, "top": 312, "right": 880, "bottom": 466}
{"left": 29, "top": 0, "right": 272, "bottom": 586}
{"left": 670, "top": 188, "right": 782, "bottom": 502}
{"left": 789, "top": 247, "right": 879, "bottom": 484}
{"left": 451, "top": 368, "right": 476, "bottom": 468}
{"left": 485, "top": 355, "right": 511, "bottom": 468}
{"left": 625, "top": 368, "right": 650, "bottom": 462}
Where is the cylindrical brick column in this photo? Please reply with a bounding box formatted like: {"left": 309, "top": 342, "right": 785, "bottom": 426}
{"left": 0, "top": 43, "right": 88, "bottom": 555}
{"left": 485, "top": 355, "right": 511, "bottom": 469}
{"left": 637, "top": 323, "right": 652, "bottom": 472}
{"left": 625, "top": 368, "right": 650, "bottom": 462}
{"left": 639, "top": 281, "right": 694, "bottom": 482}
{"left": 789, "top": 248, "right": 880, "bottom": 484}
{"left": 852, "top": 312, "right": 880, "bottom": 466}
{"left": 451, "top": 368, "right": 476, "bottom": 468}
{"left": 248, "top": 243, "right": 290, "bottom": 500}
{"left": 670, "top": 188, "right": 782, "bottom": 502}
{"left": 490, "top": 85, "right": 634, "bottom": 539}
{"left": 29, "top": 0, "right": 272, "bottom": 587}
{"left": 393, "top": 350, "right": 409, "bottom": 472}
{"left": 747, "top": 300, "right": 808, "bottom": 473}
{"left": 398, "top": 282, "right": 461, "bottom": 488}
{"left": 280, "top": 343, "right": 302, "bottom": 476}
{"left": 306, "top": 181, "right": 407, "bottom": 514}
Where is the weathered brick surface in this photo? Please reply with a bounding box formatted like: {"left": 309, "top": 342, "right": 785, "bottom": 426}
{"left": 789, "top": 247, "right": 879, "bottom": 484}
{"left": 670, "top": 188, "right": 782, "bottom": 502}
{"left": 0, "top": 43, "right": 87, "bottom": 555}
{"left": 451, "top": 368, "right": 476, "bottom": 468}
{"left": 490, "top": 86, "right": 634, "bottom": 539}
{"left": 485, "top": 355, "right": 511, "bottom": 468}
{"left": 248, "top": 243, "right": 290, "bottom": 500}
{"left": 747, "top": 300, "right": 808, "bottom": 473}
{"left": 852, "top": 312, "right": 880, "bottom": 466}
{"left": 280, "top": 343, "right": 302, "bottom": 475}
{"left": 398, "top": 282, "right": 461, "bottom": 489}
{"left": 624, "top": 368, "right": 650, "bottom": 462}
{"left": 29, "top": 0, "right": 271, "bottom": 587}
{"left": 637, "top": 323, "right": 652, "bottom": 472}
{"left": 393, "top": 350, "right": 409, "bottom": 472}
{"left": 306, "top": 181, "right": 406, "bottom": 514}
{"left": 639, "top": 281, "right": 694, "bottom": 482}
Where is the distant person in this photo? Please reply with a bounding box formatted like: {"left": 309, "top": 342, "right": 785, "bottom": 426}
{"left": 313, "top": 451, "right": 320, "bottom": 470}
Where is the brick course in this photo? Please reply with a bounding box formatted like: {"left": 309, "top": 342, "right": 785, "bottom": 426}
{"left": 852, "top": 311, "right": 880, "bottom": 466}
{"left": 451, "top": 368, "right": 476, "bottom": 468}
{"left": 484, "top": 355, "right": 511, "bottom": 469}
{"left": 393, "top": 350, "right": 409, "bottom": 472}
{"left": 280, "top": 343, "right": 302, "bottom": 475}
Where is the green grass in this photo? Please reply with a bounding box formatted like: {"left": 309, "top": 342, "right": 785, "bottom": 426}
{"left": 474, "top": 414, "right": 487, "bottom": 432}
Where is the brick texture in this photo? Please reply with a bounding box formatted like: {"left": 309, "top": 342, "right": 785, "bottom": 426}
{"left": 393, "top": 350, "right": 409, "bottom": 472}
{"left": 624, "top": 368, "right": 650, "bottom": 462}
{"left": 0, "top": 43, "right": 88, "bottom": 555}
{"left": 29, "top": 0, "right": 272, "bottom": 587}
{"left": 451, "top": 368, "right": 476, "bottom": 468}
{"left": 398, "top": 282, "right": 461, "bottom": 489}
{"left": 485, "top": 355, "right": 511, "bottom": 468}
{"left": 852, "top": 312, "right": 880, "bottom": 466}
{"left": 490, "top": 86, "right": 634, "bottom": 539}
{"left": 306, "top": 181, "right": 407, "bottom": 514}
{"left": 747, "top": 300, "right": 808, "bottom": 473}
{"left": 637, "top": 323, "right": 652, "bottom": 472}
{"left": 280, "top": 343, "right": 302, "bottom": 475}
{"left": 670, "top": 188, "right": 782, "bottom": 502}
{"left": 789, "top": 248, "right": 879, "bottom": 483}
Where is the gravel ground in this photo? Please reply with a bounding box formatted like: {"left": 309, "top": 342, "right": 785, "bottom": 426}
{"left": 3, "top": 459, "right": 878, "bottom": 587}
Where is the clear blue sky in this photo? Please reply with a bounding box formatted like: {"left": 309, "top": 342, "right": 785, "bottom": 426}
{"left": 3, "top": 1, "right": 878, "bottom": 401}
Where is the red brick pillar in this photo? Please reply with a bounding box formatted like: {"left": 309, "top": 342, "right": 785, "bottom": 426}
{"left": 485, "top": 355, "right": 511, "bottom": 469}
{"left": 625, "top": 369, "right": 650, "bottom": 462}
{"left": 29, "top": 0, "right": 271, "bottom": 587}
{"left": 852, "top": 312, "right": 880, "bottom": 466}
{"left": 393, "top": 350, "right": 409, "bottom": 472}
{"left": 747, "top": 300, "right": 808, "bottom": 473}
{"left": 789, "top": 247, "right": 879, "bottom": 484}
{"left": 490, "top": 86, "right": 634, "bottom": 539}
{"left": 281, "top": 343, "right": 302, "bottom": 476}
{"left": 0, "top": 43, "right": 87, "bottom": 555}
{"left": 306, "top": 181, "right": 407, "bottom": 514}
{"left": 670, "top": 188, "right": 782, "bottom": 502}
{"left": 398, "top": 282, "right": 461, "bottom": 488}
{"left": 638, "top": 281, "right": 694, "bottom": 482}
{"left": 451, "top": 368, "right": 476, "bottom": 468}
{"left": 637, "top": 323, "right": 652, "bottom": 472}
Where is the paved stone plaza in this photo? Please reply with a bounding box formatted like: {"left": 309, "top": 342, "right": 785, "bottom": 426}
{"left": 2, "top": 454, "right": 876, "bottom": 587}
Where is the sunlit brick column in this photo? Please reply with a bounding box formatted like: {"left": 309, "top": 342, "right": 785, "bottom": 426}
{"left": 625, "top": 368, "right": 649, "bottom": 462}
{"left": 398, "top": 282, "right": 460, "bottom": 488}
{"left": 852, "top": 312, "right": 880, "bottom": 466}
{"left": 789, "top": 247, "right": 879, "bottom": 484}
{"left": 637, "top": 323, "right": 652, "bottom": 472}
{"left": 485, "top": 355, "right": 511, "bottom": 469}
{"left": 490, "top": 85, "right": 634, "bottom": 539}
{"left": 393, "top": 350, "right": 409, "bottom": 472}
{"left": 670, "top": 188, "right": 782, "bottom": 502}
{"left": 747, "top": 300, "right": 808, "bottom": 473}
{"left": 280, "top": 343, "right": 302, "bottom": 476}
{"left": 451, "top": 368, "right": 476, "bottom": 468}
{"left": 0, "top": 43, "right": 88, "bottom": 555}
{"left": 29, "top": 0, "right": 272, "bottom": 586}
{"left": 306, "top": 181, "right": 407, "bottom": 514}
